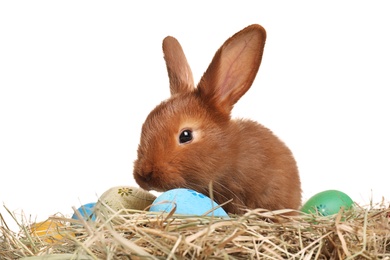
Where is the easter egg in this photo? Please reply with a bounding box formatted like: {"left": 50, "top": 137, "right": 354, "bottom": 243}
{"left": 95, "top": 186, "right": 156, "bottom": 214}
{"left": 149, "top": 188, "right": 229, "bottom": 217}
{"left": 30, "top": 219, "right": 69, "bottom": 243}
{"left": 301, "top": 190, "right": 354, "bottom": 216}
{"left": 72, "top": 202, "right": 96, "bottom": 221}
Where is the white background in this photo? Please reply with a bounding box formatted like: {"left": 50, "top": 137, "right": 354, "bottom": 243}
{"left": 1, "top": 1, "right": 389, "bottom": 232}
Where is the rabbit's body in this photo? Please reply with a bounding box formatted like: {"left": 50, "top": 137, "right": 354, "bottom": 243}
{"left": 134, "top": 24, "right": 301, "bottom": 214}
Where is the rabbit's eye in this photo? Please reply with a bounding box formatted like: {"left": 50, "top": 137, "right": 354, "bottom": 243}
{"left": 179, "top": 129, "right": 193, "bottom": 144}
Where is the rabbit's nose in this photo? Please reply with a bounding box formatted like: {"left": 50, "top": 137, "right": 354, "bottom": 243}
{"left": 140, "top": 171, "right": 153, "bottom": 182}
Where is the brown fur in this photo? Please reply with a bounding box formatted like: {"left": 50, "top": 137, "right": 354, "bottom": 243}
{"left": 133, "top": 24, "right": 301, "bottom": 215}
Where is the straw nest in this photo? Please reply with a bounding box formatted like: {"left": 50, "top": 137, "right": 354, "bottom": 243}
{"left": 1, "top": 201, "right": 390, "bottom": 260}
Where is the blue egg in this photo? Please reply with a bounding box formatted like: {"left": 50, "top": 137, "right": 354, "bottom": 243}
{"left": 150, "top": 188, "right": 229, "bottom": 217}
{"left": 72, "top": 202, "right": 96, "bottom": 221}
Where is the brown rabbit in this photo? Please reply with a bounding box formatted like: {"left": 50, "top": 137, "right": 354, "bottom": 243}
{"left": 133, "top": 24, "right": 301, "bottom": 215}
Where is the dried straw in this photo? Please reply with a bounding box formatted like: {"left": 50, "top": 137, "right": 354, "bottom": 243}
{"left": 1, "top": 200, "right": 390, "bottom": 259}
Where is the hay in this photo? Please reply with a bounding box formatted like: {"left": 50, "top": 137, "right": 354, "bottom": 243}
{"left": 1, "top": 201, "right": 390, "bottom": 259}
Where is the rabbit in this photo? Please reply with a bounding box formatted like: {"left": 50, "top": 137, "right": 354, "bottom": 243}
{"left": 133, "top": 24, "right": 301, "bottom": 215}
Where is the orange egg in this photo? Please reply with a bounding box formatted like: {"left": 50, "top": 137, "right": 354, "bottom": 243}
{"left": 30, "top": 219, "right": 71, "bottom": 243}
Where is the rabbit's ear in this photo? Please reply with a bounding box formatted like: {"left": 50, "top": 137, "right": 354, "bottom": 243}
{"left": 198, "top": 24, "right": 266, "bottom": 114}
{"left": 163, "top": 36, "right": 195, "bottom": 96}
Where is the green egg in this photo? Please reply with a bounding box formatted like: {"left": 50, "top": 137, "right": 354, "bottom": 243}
{"left": 301, "top": 190, "right": 354, "bottom": 216}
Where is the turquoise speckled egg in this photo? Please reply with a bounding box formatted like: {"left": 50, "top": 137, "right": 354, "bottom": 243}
{"left": 301, "top": 190, "right": 354, "bottom": 216}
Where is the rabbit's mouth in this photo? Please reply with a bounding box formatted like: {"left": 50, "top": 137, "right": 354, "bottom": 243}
{"left": 133, "top": 171, "right": 158, "bottom": 191}
{"left": 136, "top": 180, "right": 180, "bottom": 194}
